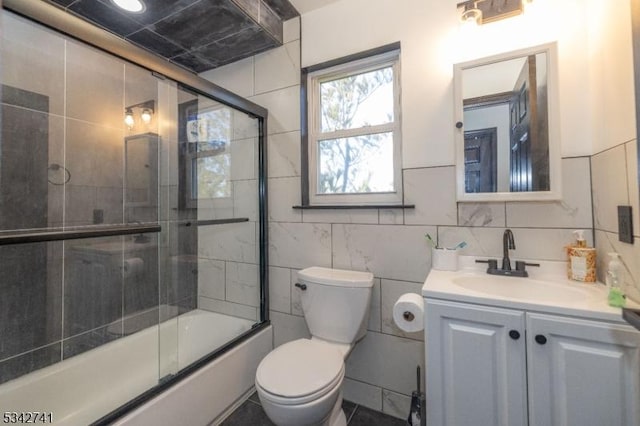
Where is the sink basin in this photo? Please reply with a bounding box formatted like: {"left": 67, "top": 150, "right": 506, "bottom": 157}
{"left": 451, "top": 275, "right": 592, "bottom": 304}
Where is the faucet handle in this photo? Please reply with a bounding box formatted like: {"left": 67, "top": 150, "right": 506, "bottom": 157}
{"left": 476, "top": 259, "right": 498, "bottom": 270}
{"left": 515, "top": 261, "right": 540, "bottom": 271}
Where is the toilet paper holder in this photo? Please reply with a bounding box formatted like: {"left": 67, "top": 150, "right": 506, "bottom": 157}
{"left": 403, "top": 311, "right": 415, "bottom": 322}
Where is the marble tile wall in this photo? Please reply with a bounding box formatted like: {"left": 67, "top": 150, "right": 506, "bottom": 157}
{"left": 194, "top": 103, "right": 261, "bottom": 322}
{"left": 200, "top": 16, "right": 601, "bottom": 419}
{"left": 591, "top": 141, "right": 640, "bottom": 301}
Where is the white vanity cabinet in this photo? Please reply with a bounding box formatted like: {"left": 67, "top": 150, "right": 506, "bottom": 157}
{"left": 425, "top": 298, "right": 640, "bottom": 426}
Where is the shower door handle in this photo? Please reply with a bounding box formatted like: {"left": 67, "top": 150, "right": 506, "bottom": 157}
{"left": 294, "top": 283, "right": 307, "bottom": 290}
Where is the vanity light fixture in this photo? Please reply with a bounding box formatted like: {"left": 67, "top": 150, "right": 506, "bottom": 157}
{"left": 124, "top": 100, "right": 155, "bottom": 129}
{"left": 140, "top": 108, "right": 152, "bottom": 124}
{"left": 457, "top": 0, "right": 530, "bottom": 25}
{"left": 124, "top": 108, "right": 135, "bottom": 129}
{"left": 111, "top": 0, "right": 145, "bottom": 13}
{"left": 459, "top": 1, "right": 483, "bottom": 26}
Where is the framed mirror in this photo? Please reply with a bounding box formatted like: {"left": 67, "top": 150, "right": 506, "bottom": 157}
{"left": 125, "top": 133, "right": 159, "bottom": 209}
{"left": 454, "top": 43, "right": 561, "bottom": 202}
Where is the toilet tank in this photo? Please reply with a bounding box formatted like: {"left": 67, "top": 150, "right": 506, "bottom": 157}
{"left": 297, "top": 267, "right": 374, "bottom": 344}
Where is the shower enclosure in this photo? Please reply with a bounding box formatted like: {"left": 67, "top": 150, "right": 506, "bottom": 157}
{"left": 0, "top": 3, "right": 268, "bottom": 424}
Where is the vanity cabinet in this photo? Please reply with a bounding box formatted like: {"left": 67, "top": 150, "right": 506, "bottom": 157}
{"left": 425, "top": 299, "right": 640, "bottom": 426}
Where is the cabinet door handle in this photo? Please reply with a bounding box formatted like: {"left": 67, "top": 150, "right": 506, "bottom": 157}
{"left": 509, "top": 330, "right": 520, "bottom": 340}
{"left": 535, "top": 334, "right": 547, "bottom": 345}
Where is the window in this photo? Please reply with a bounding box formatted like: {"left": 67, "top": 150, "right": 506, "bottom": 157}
{"left": 178, "top": 90, "right": 233, "bottom": 209}
{"left": 305, "top": 45, "right": 402, "bottom": 205}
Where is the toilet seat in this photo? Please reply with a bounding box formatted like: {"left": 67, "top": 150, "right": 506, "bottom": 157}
{"left": 256, "top": 339, "right": 345, "bottom": 406}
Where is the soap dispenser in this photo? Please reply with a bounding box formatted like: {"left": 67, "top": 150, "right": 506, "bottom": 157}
{"left": 606, "top": 252, "right": 626, "bottom": 307}
{"left": 567, "top": 230, "right": 597, "bottom": 282}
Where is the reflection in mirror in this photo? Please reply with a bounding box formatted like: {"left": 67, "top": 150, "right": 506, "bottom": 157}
{"left": 125, "top": 133, "right": 159, "bottom": 223}
{"left": 455, "top": 43, "right": 560, "bottom": 202}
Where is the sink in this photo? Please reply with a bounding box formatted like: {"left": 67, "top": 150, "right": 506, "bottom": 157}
{"left": 451, "top": 275, "right": 592, "bottom": 304}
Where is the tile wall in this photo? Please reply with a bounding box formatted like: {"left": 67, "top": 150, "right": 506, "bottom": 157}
{"left": 202, "top": 16, "right": 597, "bottom": 419}
{"left": 591, "top": 140, "right": 640, "bottom": 300}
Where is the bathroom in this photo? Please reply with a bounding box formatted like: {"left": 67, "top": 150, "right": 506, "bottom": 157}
{"left": 1, "top": 0, "right": 639, "bottom": 425}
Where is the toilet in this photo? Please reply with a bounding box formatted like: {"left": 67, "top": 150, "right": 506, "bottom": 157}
{"left": 255, "top": 266, "right": 374, "bottom": 426}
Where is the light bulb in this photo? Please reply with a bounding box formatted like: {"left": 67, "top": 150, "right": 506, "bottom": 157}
{"left": 124, "top": 109, "right": 135, "bottom": 129}
{"left": 111, "top": 0, "right": 145, "bottom": 13}
{"left": 141, "top": 108, "right": 152, "bottom": 124}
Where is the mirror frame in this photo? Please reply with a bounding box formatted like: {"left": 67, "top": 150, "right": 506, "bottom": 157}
{"left": 454, "top": 42, "right": 562, "bottom": 202}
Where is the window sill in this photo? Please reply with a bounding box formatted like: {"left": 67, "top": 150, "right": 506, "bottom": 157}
{"left": 292, "top": 204, "right": 415, "bottom": 210}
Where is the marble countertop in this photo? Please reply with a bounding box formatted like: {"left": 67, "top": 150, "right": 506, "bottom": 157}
{"left": 423, "top": 256, "right": 639, "bottom": 323}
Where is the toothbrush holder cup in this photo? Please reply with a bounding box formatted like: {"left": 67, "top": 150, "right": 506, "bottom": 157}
{"left": 432, "top": 247, "right": 459, "bottom": 271}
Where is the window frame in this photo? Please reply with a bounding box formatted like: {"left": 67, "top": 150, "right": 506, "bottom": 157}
{"left": 304, "top": 45, "right": 402, "bottom": 206}
{"left": 179, "top": 98, "right": 234, "bottom": 210}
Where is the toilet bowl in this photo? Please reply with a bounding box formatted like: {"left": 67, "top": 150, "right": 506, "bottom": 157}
{"left": 255, "top": 267, "right": 374, "bottom": 426}
{"left": 256, "top": 339, "right": 346, "bottom": 426}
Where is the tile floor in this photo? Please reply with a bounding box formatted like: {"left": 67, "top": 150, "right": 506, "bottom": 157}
{"left": 220, "top": 392, "right": 406, "bottom": 425}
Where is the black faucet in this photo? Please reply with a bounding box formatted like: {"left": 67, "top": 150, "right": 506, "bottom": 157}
{"left": 502, "top": 229, "right": 515, "bottom": 271}
{"left": 475, "top": 229, "right": 540, "bottom": 277}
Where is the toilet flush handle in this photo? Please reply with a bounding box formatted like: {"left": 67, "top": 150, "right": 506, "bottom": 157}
{"left": 295, "top": 283, "right": 307, "bottom": 290}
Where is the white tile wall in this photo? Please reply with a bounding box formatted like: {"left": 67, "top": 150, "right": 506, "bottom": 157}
{"left": 591, "top": 141, "right": 640, "bottom": 301}
{"left": 269, "top": 310, "right": 310, "bottom": 347}
{"left": 255, "top": 40, "right": 300, "bottom": 95}
{"left": 198, "top": 222, "right": 257, "bottom": 263}
{"left": 368, "top": 278, "right": 382, "bottom": 333}
{"left": 458, "top": 203, "right": 506, "bottom": 227}
{"left": 198, "top": 258, "right": 225, "bottom": 300}
{"left": 268, "top": 266, "right": 291, "bottom": 314}
{"left": 592, "top": 145, "right": 629, "bottom": 233}
{"left": 382, "top": 389, "right": 412, "bottom": 420}
{"left": 332, "top": 224, "right": 435, "bottom": 282}
{"left": 250, "top": 85, "right": 300, "bottom": 135}
{"left": 233, "top": 179, "right": 258, "bottom": 221}
{"left": 225, "top": 262, "right": 259, "bottom": 307}
{"left": 199, "top": 56, "right": 255, "bottom": 98}
{"left": 625, "top": 141, "right": 639, "bottom": 237}
{"left": 345, "top": 331, "right": 424, "bottom": 395}
{"left": 379, "top": 209, "right": 404, "bottom": 225}
{"left": 302, "top": 209, "right": 378, "bottom": 224}
{"left": 268, "top": 177, "right": 302, "bottom": 222}
{"left": 199, "top": 297, "right": 257, "bottom": 321}
{"left": 343, "top": 378, "right": 382, "bottom": 411}
{"left": 269, "top": 222, "right": 331, "bottom": 268}
{"left": 267, "top": 131, "right": 301, "bottom": 178}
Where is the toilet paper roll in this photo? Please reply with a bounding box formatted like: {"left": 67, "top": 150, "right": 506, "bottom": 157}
{"left": 393, "top": 293, "right": 425, "bottom": 333}
{"left": 123, "top": 257, "right": 144, "bottom": 278}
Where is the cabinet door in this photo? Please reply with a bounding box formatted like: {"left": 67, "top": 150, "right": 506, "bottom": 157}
{"left": 425, "top": 299, "right": 527, "bottom": 426}
{"left": 527, "top": 313, "right": 640, "bottom": 426}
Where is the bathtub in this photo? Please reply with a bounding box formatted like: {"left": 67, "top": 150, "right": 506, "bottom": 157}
{"left": 0, "top": 309, "right": 270, "bottom": 426}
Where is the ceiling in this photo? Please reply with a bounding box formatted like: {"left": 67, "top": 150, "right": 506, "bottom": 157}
{"left": 48, "top": 0, "right": 299, "bottom": 73}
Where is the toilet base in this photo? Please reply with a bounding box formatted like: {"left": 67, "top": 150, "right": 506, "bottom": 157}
{"left": 327, "top": 392, "right": 346, "bottom": 426}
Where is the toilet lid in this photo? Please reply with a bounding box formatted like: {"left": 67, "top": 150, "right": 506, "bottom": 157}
{"left": 256, "top": 339, "right": 344, "bottom": 398}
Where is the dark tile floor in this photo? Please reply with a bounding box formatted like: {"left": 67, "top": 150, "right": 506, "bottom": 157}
{"left": 221, "top": 392, "right": 405, "bottom": 426}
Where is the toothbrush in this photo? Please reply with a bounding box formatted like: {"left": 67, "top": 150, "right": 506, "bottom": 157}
{"left": 424, "top": 233, "right": 438, "bottom": 248}
{"left": 450, "top": 241, "right": 467, "bottom": 250}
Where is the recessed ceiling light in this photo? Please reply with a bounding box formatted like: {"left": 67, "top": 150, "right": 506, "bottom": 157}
{"left": 111, "top": 0, "right": 145, "bottom": 13}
